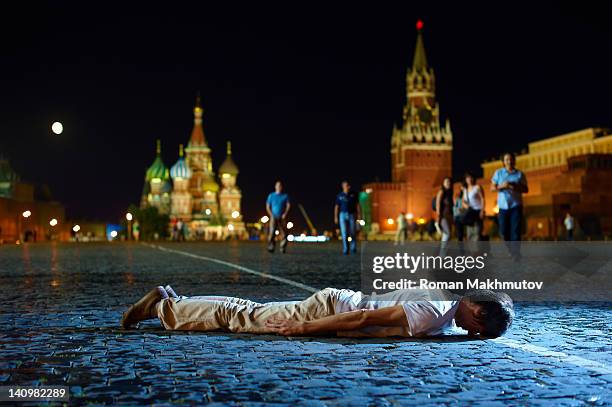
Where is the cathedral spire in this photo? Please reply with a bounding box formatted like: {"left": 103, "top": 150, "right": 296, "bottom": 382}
{"left": 188, "top": 92, "right": 207, "bottom": 147}
{"left": 412, "top": 20, "right": 428, "bottom": 72}
{"left": 156, "top": 139, "right": 162, "bottom": 155}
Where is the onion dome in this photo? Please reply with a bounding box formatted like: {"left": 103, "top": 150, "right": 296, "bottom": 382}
{"left": 202, "top": 172, "right": 219, "bottom": 193}
{"left": 170, "top": 144, "right": 192, "bottom": 179}
{"left": 145, "top": 139, "right": 170, "bottom": 182}
{"left": 219, "top": 141, "right": 239, "bottom": 175}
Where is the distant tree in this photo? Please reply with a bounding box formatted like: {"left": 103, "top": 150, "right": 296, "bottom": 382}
{"left": 125, "top": 204, "right": 170, "bottom": 241}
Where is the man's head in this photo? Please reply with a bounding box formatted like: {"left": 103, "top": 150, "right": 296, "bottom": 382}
{"left": 275, "top": 180, "right": 283, "bottom": 193}
{"left": 502, "top": 152, "right": 516, "bottom": 171}
{"left": 341, "top": 180, "right": 351, "bottom": 193}
{"left": 455, "top": 290, "right": 514, "bottom": 338}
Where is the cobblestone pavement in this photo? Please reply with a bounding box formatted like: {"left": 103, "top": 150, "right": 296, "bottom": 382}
{"left": 0, "top": 242, "right": 610, "bottom": 405}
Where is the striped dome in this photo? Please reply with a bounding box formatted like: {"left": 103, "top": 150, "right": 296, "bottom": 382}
{"left": 145, "top": 156, "right": 169, "bottom": 182}
{"left": 170, "top": 145, "right": 192, "bottom": 179}
{"left": 170, "top": 157, "right": 191, "bottom": 179}
{"left": 145, "top": 140, "right": 170, "bottom": 182}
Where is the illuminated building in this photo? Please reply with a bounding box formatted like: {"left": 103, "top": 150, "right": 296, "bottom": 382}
{"left": 218, "top": 141, "right": 246, "bottom": 238}
{"left": 0, "top": 156, "right": 66, "bottom": 243}
{"left": 141, "top": 139, "right": 171, "bottom": 214}
{"left": 364, "top": 20, "right": 453, "bottom": 234}
{"left": 169, "top": 144, "right": 192, "bottom": 219}
{"left": 140, "top": 96, "right": 246, "bottom": 239}
{"left": 480, "top": 128, "right": 612, "bottom": 238}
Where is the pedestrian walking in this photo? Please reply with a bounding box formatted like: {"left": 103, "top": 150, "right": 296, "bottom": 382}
{"left": 453, "top": 187, "right": 466, "bottom": 242}
{"left": 394, "top": 212, "right": 409, "bottom": 245}
{"left": 176, "top": 219, "right": 185, "bottom": 241}
{"left": 491, "top": 152, "right": 528, "bottom": 260}
{"left": 491, "top": 153, "right": 528, "bottom": 242}
{"left": 334, "top": 181, "right": 360, "bottom": 254}
{"left": 266, "top": 180, "right": 291, "bottom": 253}
{"left": 435, "top": 177, "right": 454, "bottom": 242}
{"left": 462, "top": 171, "right": 485, "bottom": 242}
{"left": 564, "top": 212, "right": 575, "bottom": 241}
{"left": 132, "top": 221, "right": 140, "bottom": 241}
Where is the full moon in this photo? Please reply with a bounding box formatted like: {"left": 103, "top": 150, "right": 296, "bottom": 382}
{"left": 51, "top": 121, "right": 63, "bottom": 135}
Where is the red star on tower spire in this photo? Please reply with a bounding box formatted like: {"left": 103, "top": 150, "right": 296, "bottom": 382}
{"left": 416, "top": 19, "right": 424, "bottom": 31}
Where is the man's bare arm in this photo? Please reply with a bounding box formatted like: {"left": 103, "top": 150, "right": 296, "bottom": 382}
{"left": 266, "top": 203, "right": 273, "bottom": 217}
{"left": 265, "top": 305, "right": 407, "bottom": 336}
{"left": 282, "top": 202, "right": 291, "bottom": 219}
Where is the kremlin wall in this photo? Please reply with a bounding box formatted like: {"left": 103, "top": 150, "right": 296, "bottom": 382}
{"left": 362, "top": 21, "right": 612, "bottom": 239}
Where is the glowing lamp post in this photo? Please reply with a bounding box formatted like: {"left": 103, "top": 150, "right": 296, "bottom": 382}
{"left": 231, "top": 211, "right": 240, "bottom": 219}
{"left": 261, "top": 215, "right": 269, "bottom": 224}
{"left": 126, "top": 212, "right": 133, "bottom": 240}
{"left": 18, "top": 210, "right": 32, "bottom": 243}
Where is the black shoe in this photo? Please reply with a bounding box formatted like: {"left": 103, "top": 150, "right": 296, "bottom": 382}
{"left": 267, "top": 245, "right": 275, "bottom": 253}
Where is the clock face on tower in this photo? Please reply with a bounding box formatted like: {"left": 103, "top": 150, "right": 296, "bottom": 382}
{"left": 417, "top": 106, "right": 433, "bottom": 124}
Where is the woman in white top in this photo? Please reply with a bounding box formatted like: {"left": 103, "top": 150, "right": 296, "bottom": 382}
{"left": 462, "top": 172, "right": 485, "bottom": 241}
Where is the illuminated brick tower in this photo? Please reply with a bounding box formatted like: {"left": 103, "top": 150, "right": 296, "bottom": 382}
{"left": 365, "top": 20, "right": 453, "bottom": 233}
{"left": 184, "top": 95, "right": 219, "bottom": 220}
{"left": 392, "top": 19, "right": 452, "bottom": 217}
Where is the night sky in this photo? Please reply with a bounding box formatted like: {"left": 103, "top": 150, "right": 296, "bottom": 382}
{"left": 1, "top": 3, "right": 610, "bottom": 231}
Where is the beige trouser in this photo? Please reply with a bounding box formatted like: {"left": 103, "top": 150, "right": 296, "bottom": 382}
{"left": 156, "top": 288, "right": 342, "bottom": 334}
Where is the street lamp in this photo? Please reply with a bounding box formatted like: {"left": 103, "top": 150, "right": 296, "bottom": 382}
{"left": 73, "top": 225, "right": 81, "bottom": 232}
{"left": 261, "top": 215, "right": 269, "bottom": 224}
{"left": 18, "top": 210, "right": 32, "bottom": 243}
{"left": 287, "top": 221, "right": 294, "bottom": 229}
{"left": 126, "top": 212, "right": 133, "bottom": 240}
{"left": 205, "top": 208, "right": 212, "bottom": 216}
{"left": 231, "top": 211, "right": 240, "bottom": 219}
{"left": 49, "top": 219, "right": 58, "bottom": 227}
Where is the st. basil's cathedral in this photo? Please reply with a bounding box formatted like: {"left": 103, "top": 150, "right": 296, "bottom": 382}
{"left": 140, "top": 96, "right": 246, "bottom": 239}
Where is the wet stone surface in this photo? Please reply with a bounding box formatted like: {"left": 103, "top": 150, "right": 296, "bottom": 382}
{"left": 0, "top": 242, "right": 610, "bottom": 405}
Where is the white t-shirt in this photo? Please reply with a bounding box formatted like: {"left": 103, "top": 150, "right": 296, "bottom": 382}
{"left": 463, "top": 185, "right": 483, "bottom": 210}
{"left": 334, "top": 289, "right": 460, "bottom": 338}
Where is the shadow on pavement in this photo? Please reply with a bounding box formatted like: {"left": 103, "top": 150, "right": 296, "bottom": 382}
{"left": 57, "top": 325, "right": 483, "bottom": 344}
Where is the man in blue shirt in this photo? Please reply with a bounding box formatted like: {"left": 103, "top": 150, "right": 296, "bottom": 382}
{"left": 266, "top": 180, "right": 291, "bottom": 253}
{"left": 334, "top": 181, "right": 361, "bottom": 255}
{"left": 491, "top": 152, "right": 528, "bottom": 244}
